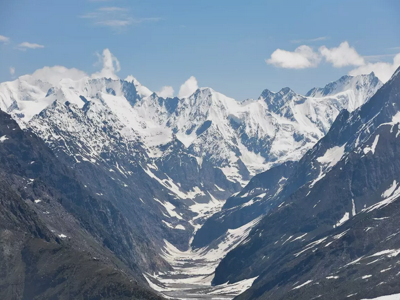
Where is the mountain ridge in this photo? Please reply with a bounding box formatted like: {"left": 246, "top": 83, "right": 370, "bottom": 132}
{"left": 211, "top": 66, "right": 400, "bottom": 300}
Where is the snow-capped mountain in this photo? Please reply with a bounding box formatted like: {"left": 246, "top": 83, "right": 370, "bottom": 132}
{"left": 0, "top": 69, "right": 383, "bottom": 299}
{"left": 0, "top": 69, "right": 382, "bottom": 247}
{"left": 0, "top": 71, "right": 382, "bottom": 185}
{"left": 212, "top": 67, "right": 400, "bottom": 300}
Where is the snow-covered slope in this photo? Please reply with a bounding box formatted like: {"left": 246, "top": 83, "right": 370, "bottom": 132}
{"left": 0, "top": 71, "right": 382, "bottom": 187}
{"left": 306, "top": 72, "right": 381, "bottom": 112}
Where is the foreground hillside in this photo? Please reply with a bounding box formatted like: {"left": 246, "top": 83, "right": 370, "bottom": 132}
{"left": 0, "top": 110, "right": 164, "bottom": 300}
{"left": 213, "top": 68, "right": 400, "bottom": 299}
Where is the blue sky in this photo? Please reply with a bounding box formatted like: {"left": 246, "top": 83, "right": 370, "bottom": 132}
{"left": 0, "top": 0, "right": 399, "bottom": 100}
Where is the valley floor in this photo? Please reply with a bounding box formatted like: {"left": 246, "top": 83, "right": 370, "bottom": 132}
{"left": 144, "top": 218, "right": 261, "bottom": 299}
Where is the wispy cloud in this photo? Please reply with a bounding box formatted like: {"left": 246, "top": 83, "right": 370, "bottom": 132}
{"left": 98, "top": 7, "right": 126, "bottom": 12}
{"left": 80, "top": 6, "right": 160, "bottom": 29}
{"left": 9, "top": 67, "right": 15, "bottom": 77}
{"left": 98, "top": 19, "right": 132, "bottom": 27}
{"left": 0, "top": 35, "right": 10, "bottom": 44}
{"left": 16, "top": 42, "right": 45, "bottom": 50}
{"left": 291, "top": 36, "right": 329, "bottom": 44}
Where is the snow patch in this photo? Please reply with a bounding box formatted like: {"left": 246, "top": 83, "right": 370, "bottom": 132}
{"left": 365, "top": 184, "right": 400, "bottom": 212}
{"left": 333, "top": 212, "right": 350, "bottom": 228}
{"left": 292, "top": 280, "right": 313, "bottom": 290}
{"left": 382, "top": 180, "right": 398, "bottom": 198}
{"left": 352, "top": 199, "right": 356, "bottom": 216}
{"left": 317, "top": 144, "right": 346, "bottom": 168}
{"left": 363, "top": 135, "right": 379, "bottom": 155}
{"left": 361, "top": 293, "right": 400, "bottom": 300}
{"left": 153, "top": 198, "right": 183, "bottom": 220}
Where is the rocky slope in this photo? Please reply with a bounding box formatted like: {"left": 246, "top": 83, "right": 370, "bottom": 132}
{"left": 0, "top": 109, "right": 165, "bottom": 299}
{"left": 212, "top": 67, "right": 400, "bottom": 299}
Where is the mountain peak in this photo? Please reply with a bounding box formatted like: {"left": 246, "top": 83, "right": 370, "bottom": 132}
{"left": 278, "top": 87, "right": 295, "bottom": 95}
{"left": 259, "top": 87, "right": 300, "bottom": 114}
{"left": 259, "top": 88, "right": 274, "bottom": 99}
{"left": 306, "top": 72, "right": 382, "bottom": 98}
{"left": 389, "top": 66, "right": 400, "bottom": 82}
{"left": 125, "top": 75, "right": 152, "bottom": 97}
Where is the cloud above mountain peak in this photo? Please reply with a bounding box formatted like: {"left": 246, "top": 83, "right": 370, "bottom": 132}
{"left": 266, "top": 41, "right": 400, "bottom": 83}
{"left": 92, "top": 48, "right": 120, "bottom": 80}
{"left": 266, "top": 45, "right": 321, "bottom": 69}
{"left": 157, "top": 86, "right": 174, "bottom": 98}
{"left": 178, "top": 76, "right": 198, "bottom": 98}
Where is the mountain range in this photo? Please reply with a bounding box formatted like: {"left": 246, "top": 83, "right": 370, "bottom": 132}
{"left": 2, "top": 64, "right": 400, "bottom": 300}
{"left": 213, "top": 67, "right": 400, "bottom": 299}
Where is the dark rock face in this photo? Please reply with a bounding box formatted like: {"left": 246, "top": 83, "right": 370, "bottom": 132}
{"left": 192, "top": 161, "right": 296, "bottom": 249}
{"left": 212, "top": 67, "right": 400, "bottom": 299}
{"left": 19, "top": 239, "right": 164, "bottom": 300}
{"left": 0, "top": 109, "right": 164, "bottom": 300}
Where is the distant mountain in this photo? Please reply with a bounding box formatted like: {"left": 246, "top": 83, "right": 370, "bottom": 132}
{"left": 0, "top": 72, "right": 382, "bottom": 182}
{"left": 213, "top": 67, "right": 400, "bottom": 299}
{"left": 192, "top": 72, "right": 382, "bottom": 249}
{"left": 0, "top": 109, "right": 163, "bottom": 300}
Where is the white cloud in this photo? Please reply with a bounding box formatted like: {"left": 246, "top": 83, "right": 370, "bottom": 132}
{"left": 81, "top": 6, "right": 160, "bottom": 29}
{"left": 9, "top": 67, "right": 15, "bottom": 76}
{"left": 349, "top": 53, "right": 400, "bottom": 83}
{"left": 266, "top": 45, "right": 321, "bottom": 69}
{"left": 291, "top": 36, "right": 329, "bottom": 44}
{"left": 266, "top": 41, "right": 399, "bottom": 82}
{"left": 91, "top": 48, "right": 120, "bottom": 79}
{"left": 157, "top": 86, "right": 174, "bottom": 98}
{"left": 17, "top": 42, "right": 44, "bottom": 50}
{"left": 81, "top": 7, "right": 131, "bottom": 28}
{"left": 319, "top": 41, "right": 365, "bottom": 67}
{"left": 20, "top": 66, "right": 88, "bottom": 86}
{"left": 178, "top": 76, "right": 198, "bottom": 98}
{"left": 0, "top": 35, "right": 10, "bottom": 44}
